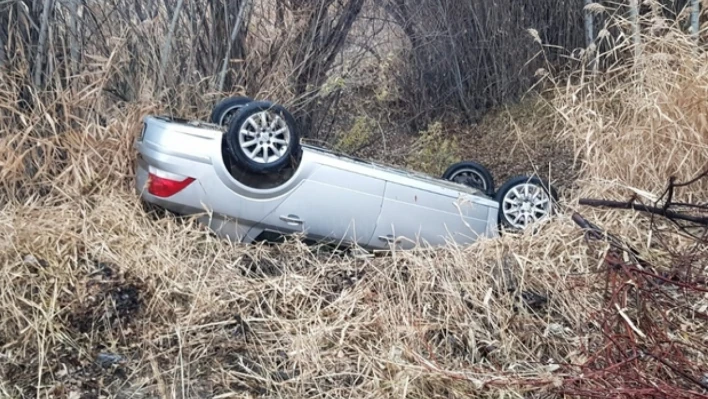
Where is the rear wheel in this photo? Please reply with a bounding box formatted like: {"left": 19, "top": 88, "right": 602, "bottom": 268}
{"left": 442, "top": 161, "right": 495, "bottom": 196}
{"left": 495, "top": 175, "right": 557, "bottom": 231}
{"left": 225, "top": 101, "right": 302, "bottom": 174}
{"left": 210, "top": 96, "right": 254, "bottom": 126}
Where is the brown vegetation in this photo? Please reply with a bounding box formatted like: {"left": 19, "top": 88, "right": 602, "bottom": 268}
{"left": 1, "top": 1, "right": 708, "bottom": 398}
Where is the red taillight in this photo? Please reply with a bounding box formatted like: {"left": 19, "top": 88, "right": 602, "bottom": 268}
{"left": 147, "top": 171, "right": 195, "bottom": 198}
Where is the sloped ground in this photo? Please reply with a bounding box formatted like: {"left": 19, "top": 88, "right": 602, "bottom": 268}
{"left": 455, "top": 96, "right": 580, "bottom": 195}
{"left": 2, "top": 25, "right": 708, "bottom": 399}
{"left": 320, "top": 66, "right": 579, "bottom": 198}
{"left": 0, "top": 104, "right": 589, "bottom": 397}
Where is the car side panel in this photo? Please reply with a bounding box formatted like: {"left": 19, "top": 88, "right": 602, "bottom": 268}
{"left": 367, "top": 182, "right": 494, "bottom": 250}
{"left": 256, "top": 165, "right": 386, "bottom": 247}
{"left": 135, "top": 116, "right": 500, "bottom": 248}
{"left": 136, "top": 117, "right": 298, "bottom": 243}
{"left": 197, "top": 177, "right": 290, "bottom": 225}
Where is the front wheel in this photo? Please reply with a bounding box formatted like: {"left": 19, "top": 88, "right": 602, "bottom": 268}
{"left": 495, "top": 175, "right": 558, "bottom": 231}
{"left": 225, "top": 101, "right": 302, "bottom": 174}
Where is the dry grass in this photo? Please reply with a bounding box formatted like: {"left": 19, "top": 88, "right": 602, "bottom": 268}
{"left": 1, "top": 7, "right": 708, "bottom": 399}
{"left": 550, "top": 45, "right": 708, "bottom": 200}
{"left": 0, "top": 194, "right": 592, "bottom": 397}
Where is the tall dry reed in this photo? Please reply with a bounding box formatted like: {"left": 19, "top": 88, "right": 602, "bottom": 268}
{"left": 1, "top": 2, "right": 707, "bottom": 399}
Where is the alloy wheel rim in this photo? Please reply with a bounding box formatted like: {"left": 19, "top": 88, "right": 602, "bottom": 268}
{"left": 501, "top": 182, "right": 552, "bottom": 229}
{"left": 238, "top": 110, "right": 291, "bottom": 164}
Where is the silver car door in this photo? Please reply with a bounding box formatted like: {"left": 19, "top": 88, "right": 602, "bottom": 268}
{"left": 258, "top": 164, "right": 386, "bottom": 247}
{"left": 199, "top": 138, "right": 323, "bottom": 243}
{"left": 367, "top": 181, "right": 495, "bottom": 250}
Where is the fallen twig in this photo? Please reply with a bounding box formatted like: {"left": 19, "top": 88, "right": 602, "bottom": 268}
{"left": 578, "top": 198, "right": 708, "bottom": 225}
{"left": 571, "top": 212, "right": 648, "bottom": 267}
{"left": 614, "top": 303, "right": 646, "bottom": 339}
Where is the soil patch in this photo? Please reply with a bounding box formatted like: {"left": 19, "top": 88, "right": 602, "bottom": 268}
{"left": 455, "top": 98, "right": 580, "bottom": 196}
{"left": 66, "top": 267, "right": 148, "bottom": 335}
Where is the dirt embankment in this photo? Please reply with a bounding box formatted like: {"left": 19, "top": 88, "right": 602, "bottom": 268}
{"left": 326, "top": 84, "right": 580, "bottom": 197}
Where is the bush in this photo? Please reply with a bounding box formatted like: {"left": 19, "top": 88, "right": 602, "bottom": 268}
{"left": 334, "top": 115, "right": 377, "bottom": 153}
{"left": 405, "top": 121, "right": 460, "bottom": 175}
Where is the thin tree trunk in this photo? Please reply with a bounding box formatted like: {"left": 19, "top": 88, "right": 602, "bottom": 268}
{"left": 47, "top": 24, "right": 55, "bottom": 82}
{"left": 217, "top": 0, "right": 251, "bottom": 93}
{"left": 0, "top": 33, "right": 6, "bottom": 68}
{"left": 629, "top": 0, "right": 640, "bottom": 60}
{"left": 0, "top": 8, "right": 6, "bottom": 69}
{"left": 584, "top": 0, "right": 594, "bottom": 47}
{"left": 33, "top": 0, "right": 54, "bottom": 87}
{"left": 209, "top": 0, "right": 222, "bottom": 76}
{"left": 584, "top": 0, "right": 596, "bottom": 71}
{"left": 437, "top": 0, "right": 471, "bottom": 119}
{"left": 67, "top": 0, "right": 80, "bottom": 77}
{"left": 691, "top": 0, "right": 700, "bottom": 42}
{"left": 157, "top": 0, "right": 186, "bottom": 90}
{"left": 186, "top": 0, "right": 199, "bottom": 83}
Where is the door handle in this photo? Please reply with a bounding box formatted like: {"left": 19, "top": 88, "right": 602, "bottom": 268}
{"left": 279, "top": 214, "right": 303, "bottom": 226}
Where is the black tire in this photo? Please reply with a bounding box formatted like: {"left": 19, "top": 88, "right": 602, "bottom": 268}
{"left": 210, "top": 96, "right": 254, "bottom": 126}
{"left": 225, "top": 101, "right": 302, "bottom": 174}
{"left": 442, "top": 161, "right": 495, "bottom": 196}
{"left": 494, "top": 175, "right": 558, "bottom": 231}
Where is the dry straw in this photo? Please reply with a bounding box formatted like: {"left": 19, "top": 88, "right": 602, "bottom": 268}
{"left": 1, "top": 6, "right": 707, "bottom": 399}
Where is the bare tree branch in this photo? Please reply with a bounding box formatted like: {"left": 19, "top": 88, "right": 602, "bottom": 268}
{"left": 579, "top": 198, "right": 708, "bottom": 225}
{"left": 217, "top": 0, "right": 251, "bottom": 93}
{"left": 67, "top": 0, "right": 80, "bottom": 77}
{"left": 0, "top": 30, "right": 6, "bottom": 69}
{"left": 158, "top": 0, "right": 186, "bottom": 90}
{"left": 33, "top": 0, "right": 54, "bottom": 87}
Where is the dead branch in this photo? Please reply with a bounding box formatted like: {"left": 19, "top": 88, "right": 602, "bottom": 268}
{"left": 565, "top": 208, "right": 708, "bottom": 399}
{"left": 157, "top": 0, "right": 186, "bottom": 90}
{"left": 67, "top": 0, "right": 80, "bottom": 77}
{"left": 579, "top": 168, "right": 708, "bottom": 227}
{"left": 33, "top": 0, "right": 54, "bottom": 87}
{"left": 0, "top": 28, "right": 6, "bottom": 68}
{"left": 578, "top": 198, "right": 708, "bottom": 225}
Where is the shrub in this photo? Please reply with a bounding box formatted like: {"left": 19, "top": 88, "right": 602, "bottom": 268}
{"left": 334, "top": 115, "right": 377, "bottom": 153}
{"left": 405, "top": 121, "right": 460, "bottom": 175}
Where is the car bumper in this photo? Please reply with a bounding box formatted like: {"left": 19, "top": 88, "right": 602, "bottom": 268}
{"left": 134, "top": 140, "right": 261, "bottom": 243}
{"left": 135, "top": 157, "right": 208, "bottom": 214}
{"left": 134, "top": 138, "right": 212, "bottom": 214}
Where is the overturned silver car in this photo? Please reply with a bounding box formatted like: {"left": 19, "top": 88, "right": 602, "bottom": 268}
{"left": 134, "top": 97, "right": 557, "bottom": 251}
